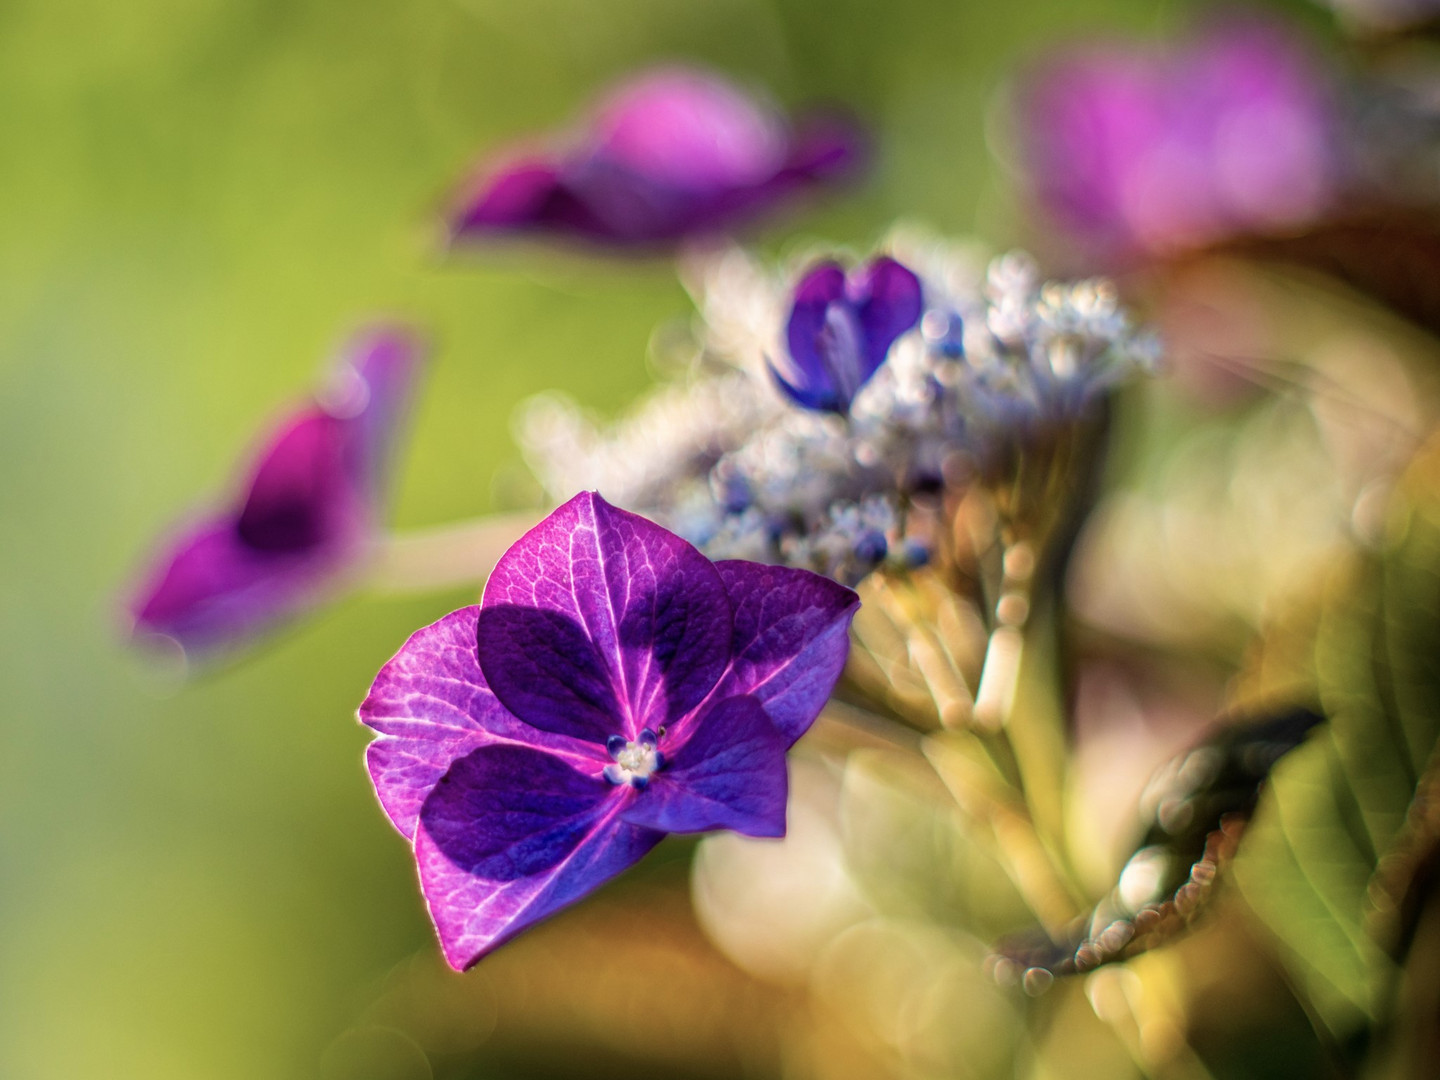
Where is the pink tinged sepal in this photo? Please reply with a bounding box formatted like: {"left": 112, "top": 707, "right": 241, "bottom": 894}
{"left": 127, "top": 327, "right": 424, "bottom": 660}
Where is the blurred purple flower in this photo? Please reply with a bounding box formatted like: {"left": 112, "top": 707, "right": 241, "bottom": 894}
{"left": 128, "top": 328, "right": 425, "bottom": 660}
{"left": 1016, "top": 20, "right": 1340, "bottom": 261}
{"left": 769, "top": 256, "right": 923, "bottom": 413}
{"left": 359, "top": 491, "right": 857, "bottom": 968}
{"left": 450, "top": 66, "right": 867, "bottom": 249}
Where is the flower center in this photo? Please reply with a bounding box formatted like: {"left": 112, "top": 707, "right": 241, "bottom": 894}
{"left": 603, "top": 728, "right": 663, "bottom": 789}
{"left": 818, "top": 300, "right": 865, "bottom": 403}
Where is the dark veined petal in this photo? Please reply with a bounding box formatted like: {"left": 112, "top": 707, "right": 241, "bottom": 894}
{"left": 620, "top": 694, "right": 788, "bottom": 838}
{"left": 479, "top": 492, "right": 732, "bottom": 741}
{"left": 853, "top": 256, "right": 924, "bottom": 373}
{"left": 359, "top": 607, "right": 599, "bottom": 840}
{"left": 472, "top": 604, "right": 623, "bottom": 744}
{"left": 708, "top": 560, "right": 858, "bottom": 745}
{"left": 415, "top": 744, "right": 661, "bottom": 969}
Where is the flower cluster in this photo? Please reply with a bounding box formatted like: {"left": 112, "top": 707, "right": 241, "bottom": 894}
{"left": 521, "top": 235, "right": 1159, "bottom": 584}
{"left": 359, "top": 491, "right": 857, "bottom": 967}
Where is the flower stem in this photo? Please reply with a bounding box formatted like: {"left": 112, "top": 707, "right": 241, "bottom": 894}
{"left": 367, "top": 511, "right": 543, "bottom": 595}
{"left": 972, "top": 539, "right": 1035, "bottom": 731}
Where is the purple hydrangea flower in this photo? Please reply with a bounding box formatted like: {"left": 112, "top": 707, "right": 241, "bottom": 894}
{"left": 359, "top": 491, "right": 858, "bottom": 968}
{"left": 450, "top": 66, "right": 867, "bottom": 249}
{"left": 128, "top": 328, "right": 425, "bottom": 659}
{"left": 1015, "top": 20, "right": 1339, "bottom": 262}
{"left": 768, "top": 256, "right": 923, "bottom": 413}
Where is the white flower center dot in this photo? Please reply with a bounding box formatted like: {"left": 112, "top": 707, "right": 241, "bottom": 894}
{"left": 603, "top": 729, "right": 662, "bottom": 788}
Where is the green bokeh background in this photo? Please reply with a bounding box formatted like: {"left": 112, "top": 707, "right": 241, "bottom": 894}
{"left": 0, "top": 0, "right": 1231, "bottom": 1075}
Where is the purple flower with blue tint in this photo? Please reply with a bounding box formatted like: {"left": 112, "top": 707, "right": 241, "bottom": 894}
{"left": 1015, "top": 20, "right": 1339, "bottom": 262}
{"left": 769, "top": 256, "right": 923, "bottom": 413}
{"left": 359, "top": 491, "right": 858, "bottom": 968}
{"left": 450, "top": 66, "right": 867, "bottom": 249}
{"left": 128, "top": 328, "right": 425, "bottom": 660}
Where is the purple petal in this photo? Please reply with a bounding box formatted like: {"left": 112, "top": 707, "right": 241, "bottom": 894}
{"left": 785, "top": 262, "right": 848, "bottom": 370}
{"left": 781, "top": 111, "right": 870, "bottom": 184}
{"left": 541, "top": 156, "right": 706, "bottom": 244}
{"left": 447, "top": 67, "right": 869, "bottom": 250}
{"left": 778, "top": 258, "right": 919, "bottom": 413}
{"left": 621, "top": 694, "right": 788, "bottom": 838}
{"left": 592, "top": 67, "right": 786, "bottom": 192}
{"left": 128, "top": 327, "right": 425, "bottom": 658}
{"left": 782, "top": 261, "right": 850, "bottom": 399}
{"left": 472, "top": 604, "right": 623, "bottom": 743}
{"left": 766, "top": 357, "right": 843, "bottom": 412}
{"left": 480, "top": 492, "right": 732, "bottom": 740}
{"left": 709, "top": 560, "right": 858, "bottom": 745}
{"left": 1015, "top": 20, "right": 1337, "bottom": 259}
{"left": 334, "top": 327, "right": 427, "bottom": 492}
{"left": 852, "top": 257, "right": 924, "bottom": 374}
{"left": 1017, "top": 50, "right": 1159, "bottom": 245}
{"left": 359, "top": 607, "right": 598, "bottom": 840}
{"left": 452, "top": 158, "right": 568, "bottom": 237}
{"left": 233, "top": 413, "right": 353, "bottom": 553}
{"left": 415, "top": 744, "right": 662, "bottom": 968}
{"left": 128, "top": 515, "right": 358, "bottom": 655}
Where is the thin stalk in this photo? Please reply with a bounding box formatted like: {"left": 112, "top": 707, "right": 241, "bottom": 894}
{"left": 367, "top": 511, "right": 542, "bottom": 594}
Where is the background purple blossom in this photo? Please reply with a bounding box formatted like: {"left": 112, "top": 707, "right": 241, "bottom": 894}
{"left": 127, "top": 328, "right": 424, "bottom": 659}
{"left": 1015, "top": 19, "right": 1341, "bottom": 261}
{"left": 450, "top": 66, "right": 867, "bottom": 249}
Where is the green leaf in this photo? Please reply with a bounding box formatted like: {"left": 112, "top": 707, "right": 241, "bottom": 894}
{"left": 1233, "top": 447, "right": 1440, "bottom": 1043}
{"left": 1234, "top": 736, "right": 1394, "bottom": 1033}
{"left": 838, "top": 747, "right": 1034, "bottom": 937}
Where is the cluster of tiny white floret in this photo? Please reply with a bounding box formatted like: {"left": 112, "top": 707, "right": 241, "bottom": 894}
{"left": 519, "top": 231, "right": 1160, "bottom": 585}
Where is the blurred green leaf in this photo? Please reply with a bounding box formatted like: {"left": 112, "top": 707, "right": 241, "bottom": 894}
{"left": 839, "top": 748, "right": 1033, "bottom": 936}
{"left": 1232, "top": 441, "right": 1440, "bottom": 1044}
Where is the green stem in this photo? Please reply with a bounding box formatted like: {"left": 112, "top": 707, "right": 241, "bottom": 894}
{"left": 367, "top": 511, "right": 542, "bottom": 595}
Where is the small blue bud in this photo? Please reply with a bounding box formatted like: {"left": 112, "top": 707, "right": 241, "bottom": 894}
{"left": 854, "top": 530, "right": 888, "bottom": 564}
{"left": 903, "top": 539, "right": 932, "bottom": 568}
{"left": 922, "top": 309, "right": 965, "bottom": 359}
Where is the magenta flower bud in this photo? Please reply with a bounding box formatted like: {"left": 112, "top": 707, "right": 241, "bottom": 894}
{"left": 1015, "top": 20, "right": 1340, "bottom": 262}
{"left": 359, "top": 492, "right": 858, "bottom": 968}
{"left": 450, "top": 67, "right": 868, "bottom": 250}
{"left": 127, "top": 328, "right": 425, "bottom": 660}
